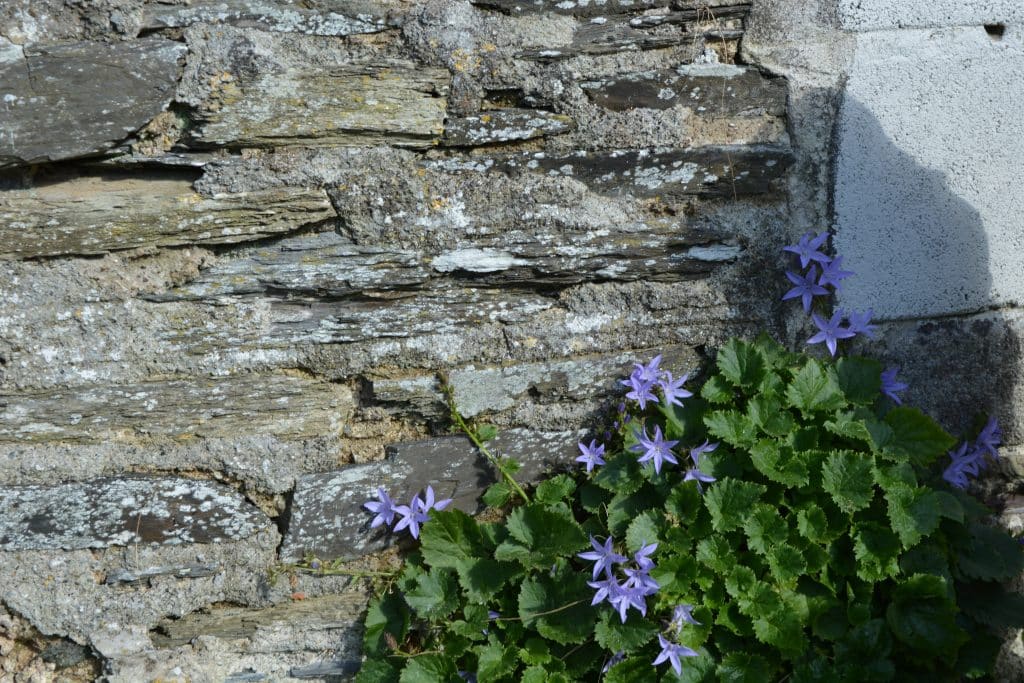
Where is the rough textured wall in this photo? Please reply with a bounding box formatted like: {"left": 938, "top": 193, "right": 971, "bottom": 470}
{"left": 0, "top": 1, "right": 795, "bottom": 679}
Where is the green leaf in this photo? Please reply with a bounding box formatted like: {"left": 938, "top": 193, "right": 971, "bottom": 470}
{"left": 403, "top": 566, "right": 459, "bottom": 618}
{"left": 456, "top": 557, "right": 522, "bottom": 603}
{"left": 662, "top": 396, "right": 709, "bottom": 441}
{"left": 853, "top": 522, "right": 901, "bottom": 581}
{"left": 786, "top": 359, "right": 846, "bottom": 414}
{"left": 834, "top": 619, "right": 894, "bottom": 681}
{"left": 476, "top": 423, "right": 499, "bottom": 442}
{"left": 824, "top": 410, "right": 885, "bottom": 450}
{"left": 956, "top": 522, "right": 1024, "bottom": 581}
{"left": 749, "top": 439, "right": 809, "bottom": 487}
{"left": 885, "top": 484, "right": 941, "bottom": 549}
{"left": 649, "top": 552, "right": 698, "bottom": 594}
{"left": 505, "top": 502, "right": 588, "bottom": 567}
{"left": 701, "top": 375, "right": 734, "bottom": 404}
{"left": 753, "top": 608, "right": 806, "bottom": 657}
{"left": 743, "top": 503, "right": 788, "bottom": 555}
{"left": 725, "top": 565, "right": 757, "bottom": 600}
{"left": 605, "top": 656, "right": 653, "bottom": 683}
{"left": 766, "top": 544, "right": 806, "bottom": 584}
{"left": 354, "top": 659, "right": 400, "bottom": 683}
{"left": 717, "top": 652, "right": 772, "bottom": 682}
{"left": 704, "top": 410, "right": 758, "bottom": 448}
{"left": 594, "top": 611, "right": 659, "bottom": 652}
{"left": 666, "top": 483, "right": 702, "bottom": 521}
{"left": 796, "top": 504, "right": 830, "bottom": 543}
{"left": 696, "top": 535, "right": 735, "bottom": 573}
{"left": 835, "top": 356, "right": 883, "bottom": 405}
{"left": 594, "top": 452, "right": 644, "bottom": 494}
{"left": 483, "top": 481, "right": 513, "bottom": 508}
{"left": 958, "top": 581, "right": 1024, "bottom": 629}
{"left": 518, "top": 565, "right": 595, "bottom": 644}
{"left": 882, "top": 407, "right": 956, "bottom": 467}
{"left": 398, "top": 654, "right": 459, "bottom": 683}
{"left": 475, "top": 637, "right": 518, "bottom": 681}
{"left": 666, "top": 651, "right": 716, "bottom": 682}
{"left": 535, "top": 474, "right": 577, "bottom": 504}
{"left": 754, "top": 331, "right": 797, "bottom": 369}
{"left": 717, "top": 338, "right": 766, "bottom": 389}
{"left": 821, "top": 450, "right": 876, "bottom": 513}
{"left": 363, "top": 590, "right": 409, "bottom": 656}
{"left": 419, "top": 509, "right": 488, "bottom": 569}
{"left": 705, "top": 478, "right": 766, "bottom": 532}
{"left": 518, "top": 637, "right": 551, "bottom": 665}
{"left": 747, "top": 395, "right": 795, "bottom": 437}
{"left": 626, "top": 509, "right": 665, "bottom": 553}
{"left": 608, "top": 489, "right": 653, "bottom": 537}
{"left": 886, "top": 574, "right": 967, "bottom": 660}
{"left": 578, "top": 482, "right": 610, "bottom": 512}
{"left": 737, "top": 580, "right": 783, "bottom": 618}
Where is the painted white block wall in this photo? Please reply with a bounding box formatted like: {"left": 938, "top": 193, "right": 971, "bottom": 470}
{"left": 834, "top": 25, "right": 1024, "bottom": 319}
{"left": 838, "top": 0, "right": 1024, "bottom": 31}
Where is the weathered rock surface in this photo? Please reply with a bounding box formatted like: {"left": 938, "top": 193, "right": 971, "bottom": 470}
{"left": 0, "top": 373, "right": 352, "bottom": 443}
{"left": 188, "top": 58, "right": 449, "bottom": 149}
{"left": 473, "top": 0, "right": 747, "bottom": 18}
{"left": 0, "top": 37, "right": 186, "bottom": 168}
{"left": 442, "top": 108, "right": 574, "bottom": 146}
{"left": 279, "top": 429, "right": 584, "bottom": 561}
{"left": 142, "top": 0, "right": 390, "bottom": 36}
{"left": 0, "top": 172, "right": 335, "bottom": 259}
{"left": 582, "top": 64, "right": 786, "bottom": 115}
{"left": 0, "top": 477, "right": 269, "bottom": 550}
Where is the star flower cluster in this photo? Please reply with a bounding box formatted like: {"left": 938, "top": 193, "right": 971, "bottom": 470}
{"left": 943, "top": 416, "right": 1002, "bottom": 489}
{"left": 362, "top": 485, "right": 452, "bottom": 540}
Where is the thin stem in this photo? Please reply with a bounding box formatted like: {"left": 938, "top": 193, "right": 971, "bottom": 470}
{"left": 442, "top": 380, "right": 531, "bottom": 504}
{"left": 496, "top": 598, "right": 587, "bottom": 622}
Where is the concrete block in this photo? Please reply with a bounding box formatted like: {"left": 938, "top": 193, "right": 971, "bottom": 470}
{"left": 835, "top": 26, "right": 1024, "bottom": 319}
{"left": 838, "top": 0, "right": 1024, "bottom": 31}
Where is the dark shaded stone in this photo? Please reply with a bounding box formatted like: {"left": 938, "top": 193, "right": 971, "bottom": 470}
{"left": 431, "top": 145, "right": 793, "bottom": 198}
{"left": 39, "top": 640, "right": 93, "bottom": 669}
{"left": 582, "top": 65, "right": 786, "bottom": 115}
{"left": 278, "top": 429, "right": 582, "bottom": 561}
{"left": 289, "top": 660, "right": 362, "bottom": 679}
{"left": 473, "top": 0, "right": 746, "bottom": 18}
{"left": 0, "top": 477, "right": 269, "bottom": 551}
{"left": 0, "top": 37, "right": 186, "bottom": 169}
{"left": 442, "top": 108, "right": 574, "bottom": 146}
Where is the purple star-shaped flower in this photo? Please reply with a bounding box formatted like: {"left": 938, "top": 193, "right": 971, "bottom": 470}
{"left": 783, "top": 266, "right": 829, "bottom": 313}
{"left": 942, "top": 442, "right": 977, "bottom": 489}
{"left": 976, "top": 416, "right": 1002, "bottom": 459}
{"left": 808, "top": 310, "right": 855, "bottom": 356}
{"left": 621, "top": 373, "right": 659, "bottom": 410}
{"left": 587, "top": 574, "right": 623, "bottom": 607}
{"left": 659, "top": 370, "right": 693, "bottom": 407}
{"left": 817, "top": 255, "right": 855, "bottom": 290}
{"left": 628, "top": 425, "right": 679, "bottom": 474}
{"left": 363, "top": 487, "right": 399, "bottom": 529}
{"left": 601, "top": 651, "right": 626, "bottom": 674}
{"left": 611, "top": 580, "right": 651, "bottom": 622}
{"left": 652, "top": 634, "right": 699, "bottom": 676}
{"left": 578, "top": 535, "right": 627, "bottom": 579}
{"left": 783, "top": 231, "right": 830, "bottom": 269}
{"left": 880, "top": 366, "right": 908, "bottom": 404}
{"left": 671, "top": 604, "right": 702, "bottom": 632}
{"left": 632, "top": 541, "right": 658, "bottom": 572}
{"left": 575, "top": 439, "right": 606, "bottom": 473}
{"left": 633, "top": 355, "right": 663, "bottom": 384}
{"left": 689, "top": 439, "right": 718, "bottom": 466}
{"left": 392, "top": 486, "right": 451, "bottom": 539}
{"left": 684, "top": 467, "right": 716, "bottom": 494}
{"left": 845, "top": 308, "right": 877, "bottom": 339}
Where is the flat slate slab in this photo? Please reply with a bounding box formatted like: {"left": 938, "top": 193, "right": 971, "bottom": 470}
{"left": 0, "top": 173, "right": 335, "bottom": 259}
{"left": 279, "top": 429, "right": 582, "bottom": 561}
{"left": 142, "top": 0, "right": 389, "bottom": 36}
{"left": 189, "top": 59, "right": 449, "bottom": 149}
{"left": 442, "top": 108, "right": 574, "bottom": 146}
{"left": 0, "top": 37, "right": 186, "bottom": 169}
{"left": 0, "top": 477, "right": 269, "bottom": 551}
{"left": 582, "top": 65, "right": 786, "bottom": 116}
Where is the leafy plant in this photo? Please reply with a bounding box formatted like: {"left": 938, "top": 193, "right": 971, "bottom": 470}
{"left": 354, "top": 336, "right": 1024, "bottom": 681}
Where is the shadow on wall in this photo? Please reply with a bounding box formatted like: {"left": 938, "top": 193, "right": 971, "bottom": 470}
{"left": 834, "top": 95, "right": 1020, "bottom": 481}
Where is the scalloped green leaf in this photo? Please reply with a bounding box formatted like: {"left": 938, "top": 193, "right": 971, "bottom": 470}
{"left": 747, "top": 395, "right": 796, "bottom": 437}
{"left": 594, "top": 452, "right": 644, "bottom": 494}
{"left": 885, "top": 484, "right": 941, "bottom": 549}
{"left": 956, "top": 522, "right": 1024, "bottom": 581}
{"left": 743, "top": 503, "right": 789, "bottom": 555}
{"left": 518, "top": 567, "right": 596, "bottom": 644}
{"left": 419, "top": 508, "right": 489, "bottom": 569}
{"left": 403, "top": 566, "right": 459, "bottom": 619}
{"left": 701, "top": 374, "right": 734, "bottom": 404}
{"left": 717, "top": 338, "right": 766, "bottom": 389}
{"left": 786, "top": 359, "right": 846, "bottom": 414}
{"left": 766, "top": 544, "right": 807, "bottom": 584}
{"left": 594, "top": 611, "right": 659, "bottom": 652}
{"left": 506, "top": 502, "right": 588, "bottom": 565}
{"left": 821, "top": 450, "right": 876, "bottom": 513}
{"left": 704, "top": 410, "right": 758, "bottom": 448}
{"left": 717, "top": 652, "right": 772, "bottom": 682}
{"left": 886, "top": 574, "right": 966, "bottom": 661}
{"left": 398, "top": 654, "right": 459, "bottom": 683}
{"left": 626, "top": 509, "right": 665, "bottom": 553}
{"left": 535, "top": 474, "right": 576, "bottom": 504}
{"left": 705, "top": 478, "right": 766, "bottom": 532}
{"left": 882, "top": 406, "right": 956, "bottom": 467}
{"left": 835, "top": 356, "right": 883, "bottom": 406}
{"left": 750, "top": 439, "right": 809, "bottom": 487}
{"left": 475, "top": 637, "right": 518, "bottom": 681}
{"left": 853, "top": 522, "right": 901, "bottom": 581}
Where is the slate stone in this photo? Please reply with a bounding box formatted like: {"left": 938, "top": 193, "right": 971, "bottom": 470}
{"left": 473, "top": 0, "right": 748, "bottom": 17}
{"left": 142, "top": 0, "right": 389, "bottom": 36}
{"left": 0, "top": 477, "right": 269, "bottom": 551}
{"left": 442, "top": 108, "right": 574, "bottom": 146}
{"left": 188, "top": 59, "right": 449, "bottom": 150}
{"left": 104, "top": 563, "right": 222, "bottom": 585}
{"left": 278, "top": 429, "right": 583, "bottom": 561}
{"left": 0, "top": 37, "right": 186, "bottom": 169}
{"left": 0, "top": 171, "right": 336, "bottom": 259}
{"left": 430, "top": 145, "right": 792, "bottom": 198}
{"left": 582, "top": 65, "right": 787, "bottom": 116}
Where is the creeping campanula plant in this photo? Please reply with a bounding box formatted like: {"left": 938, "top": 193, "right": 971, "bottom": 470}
{"left": 350, "top": 232, "right": 1024, "bottom": 682}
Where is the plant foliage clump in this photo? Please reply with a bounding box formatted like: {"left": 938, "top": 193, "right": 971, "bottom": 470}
{"left": 354, "top": 334, "right": 1024, "bottom": 682}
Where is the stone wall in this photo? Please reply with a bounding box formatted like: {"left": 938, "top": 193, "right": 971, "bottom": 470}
{"left": 0, "top": 1, "right": 795, "bottom": 679}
